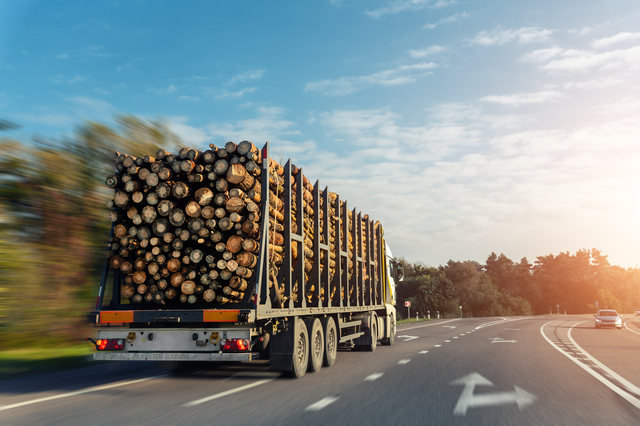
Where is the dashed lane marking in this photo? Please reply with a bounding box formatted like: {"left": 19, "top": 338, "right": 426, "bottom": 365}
{"left": 305, "top": 396, "right": 340, "bottom": 411}
{"left": 434, "top": 345, "right": 442, "bottom": 347}
{"left": 398, "top": 359, "right": 411, "bottom": 365}
{"left": 0, "top": 375, "right": 168, "bottom": 412}
{"left": 183, "top": 378, "right": 275, "bottom": 407}
{"left": 364, "top": 373, "right": 384, "bottom": 381}
{"left": 419, "top": 351, "right": 429, "bottom": 354}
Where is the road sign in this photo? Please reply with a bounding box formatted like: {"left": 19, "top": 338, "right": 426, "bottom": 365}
{"left": 405, "top": 301, "right": 411, "bottom": 307}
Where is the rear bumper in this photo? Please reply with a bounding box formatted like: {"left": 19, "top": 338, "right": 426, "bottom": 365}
{"left": 93, "top": 352, "right": 252, "bottom": 361}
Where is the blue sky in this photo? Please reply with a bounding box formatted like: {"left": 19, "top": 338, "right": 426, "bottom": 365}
{"left": 2, "top": 0, "right": 640, "bottom": 268}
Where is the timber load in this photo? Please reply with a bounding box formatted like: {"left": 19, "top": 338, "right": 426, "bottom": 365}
{"left": 105, "top": 141, "right": 381, "bottom": 308}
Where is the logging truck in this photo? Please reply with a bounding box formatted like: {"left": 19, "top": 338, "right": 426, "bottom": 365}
{"left": 87, "top": 141, "right": 403, "bottom": 378}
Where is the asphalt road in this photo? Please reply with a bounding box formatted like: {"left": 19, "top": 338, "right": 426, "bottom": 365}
{"left": 2, "top": 315, "right": 640, "bottom": 425}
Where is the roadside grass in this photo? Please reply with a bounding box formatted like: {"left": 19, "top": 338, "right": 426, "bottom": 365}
{"left": 0, "top": 345, "right": 97, "bottom": 380}
{"left": 397, "top": 317, "right": 434, "bottom": 325}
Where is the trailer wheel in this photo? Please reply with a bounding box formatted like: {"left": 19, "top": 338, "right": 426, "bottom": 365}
{"left": 305, "top": 317, "right": 324, "bottom": 373}
{"left": 290, "top": 317, "right": 309, "bottom": 378}
{"left": 322, "top": 316, "right": 337, "bottom": 367}
{"left": 381, "top": 314, "right": 395, "bottom": 346}
{"left": 364, "top": 314, "right": 377, "bottom": 352}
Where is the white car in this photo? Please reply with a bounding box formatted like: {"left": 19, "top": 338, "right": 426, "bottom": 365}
{"left": 594, "top": 310, "right": 622, "bottom": 329}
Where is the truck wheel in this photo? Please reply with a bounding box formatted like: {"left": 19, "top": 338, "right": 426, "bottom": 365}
{"left": 305, "top": 318, "right": 324, "bottom": 373}
{"left": 290, "top": 317, "right": 309, "bottom": 378}
{"left": 365, "top": 314, "right": 377, "bottom": 352}
{"left": 322, "top": 316, "right": 337, "bottom": 367}
{"left": 381, "top": 314, "right": 395, "bottom": 346}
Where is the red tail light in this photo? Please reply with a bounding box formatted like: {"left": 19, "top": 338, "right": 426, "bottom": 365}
{"left": 221, "top": 338, "right": 250, "bottom": 352}
{"left": 95, "top": 338, "right": 125, "bottom": 350}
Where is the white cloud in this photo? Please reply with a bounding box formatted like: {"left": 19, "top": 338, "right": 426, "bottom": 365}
{"left": 521, "top": 47, "right": 563, "bottom": 63}
{"left": 564, "top": 77, "right": 626, "bottom": 90}
{"left": 481, "top": 90, "right": 562, "bottom": 107}
{"left": 168, "top": 117, "right": 210, "bottom": 145}
{"left": 423, "top": 12, "right": 469, "bottom": 29}
{"left": 213, "top": 87, "right": 258, "bottom": 99}
{"left": 409, "top": 45, "right": 445, "bottom": 58}
{"left": 365, "top": 0, "right": 431, "bottom": 19}
{"left": 592, "top": 32, "right": 640, "bottom": 49}
{"left": 227, "top": 70, "right": 265, "bottom": 85}
{"left": 471, "top": 27, "right": 554, "bottom": 46}
{"left": 305, "top": 62, "right": 437, "bottom": 96}
{"left": 178, "top": 95, "right": 200, "bottom": 101}
{"left": 50, "top": 75, "right": 88, "bottom": 85}
{"left": 539, "top": 45, "right": 640, "bottom": 72}
{"left": 153, "top": 85, "right": 177, "bottom": 95}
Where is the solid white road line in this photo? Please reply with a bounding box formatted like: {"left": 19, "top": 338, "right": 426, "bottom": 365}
{"left": 540, "top": 321, "right": 640, "bottom": 410}
{"left": 399, "top": 318, "right": 460, "bottom": 331}
{"left": 305, "top": 396, "right": 339, "bottom": 411}
{"left": 182, "top": 379, "right": 274, "bottom": 407}
{"left": 397, "top": 359, "right": 411, "bottom": 365}
{"left": 567, "top": 322, "right": 640, "bottom": 397}
{"left": 364, "top": 373, "right": 384, "bottom": 381}
{"left": 624, "top": 320, "right": 640, "bottom": 336}
{"left": 0, "top": 375, "right": 168, "bottom": 412}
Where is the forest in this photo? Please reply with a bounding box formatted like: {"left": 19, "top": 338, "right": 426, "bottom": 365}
{"left": 1, "top": 116, "right": 638, "bottom": 348}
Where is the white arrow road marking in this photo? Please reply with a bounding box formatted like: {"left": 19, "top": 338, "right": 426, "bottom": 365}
{"left": 491, "top": 337, "right": 517, "bottom": 343}
{"left": 450, "top": 372, "right": 536, "bottom": 416}
{"left": 305, "top": 396, "right": 340, "bottom": 411}
{"left": 398, "top": 359, "right": 411, "bottom": 365}
{"left": 364, "top": 373, "right": 384, "bottom": 381}
{"left": 397, "top": 335, "right": 419, "bottom": 341}
{"left": 443, "top": 326, "right": 457, "bottom": 329}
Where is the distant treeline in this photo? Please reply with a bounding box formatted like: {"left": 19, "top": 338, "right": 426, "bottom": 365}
{"left": 397, "top": 250, "right": 640, "bottom": 319}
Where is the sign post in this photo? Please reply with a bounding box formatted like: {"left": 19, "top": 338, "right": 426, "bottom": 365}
{"left": 405, "top": 301, "right": 411, "bottom": 319}
{"left": 556, "top": 304, "right": 560, "bottom": 315}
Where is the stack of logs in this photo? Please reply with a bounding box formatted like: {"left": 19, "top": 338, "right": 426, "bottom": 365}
{"left": 105, "top": 140, "right": 378, "bottom": 307}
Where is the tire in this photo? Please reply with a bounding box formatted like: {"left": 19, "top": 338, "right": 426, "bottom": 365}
{"left": 305, "top": 317, "right": 324, "bottom": 373}
{"left": 381, "top": 314, "right": 395, "bottom": 346}
{"left": 365, "top": 314, "right": 378, "bottom": 352}
{"left": 290, "top": 317, "right": 309, "bottom": 378}
{"left": 322, "top": 316, "right": 337, "bottom": 367}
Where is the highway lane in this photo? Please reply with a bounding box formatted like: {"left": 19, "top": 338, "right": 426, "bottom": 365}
{"left": 1, "top": 315, "right": 639, "bottom": 425}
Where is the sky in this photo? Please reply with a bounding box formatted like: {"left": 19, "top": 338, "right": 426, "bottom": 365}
{"left": 1, "top": 0, "right": 640, "bottom": 268}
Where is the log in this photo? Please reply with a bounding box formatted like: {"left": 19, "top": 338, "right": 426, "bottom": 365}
{"left": 185, "top": 201, "right": 202, "bottom": 218}
{"left": 131, "top": 191, "right": 144, "bottom": 204}
{"left": 181, "top": 281, "right": 196, "bottom": 295}
{"left": 167, "top": 258, "right": 181, "bottom": 272}
{"left": 203, "top": 289, "right": 216, "bottom": 302}
{"left": 169, "top": 208, "right": 186, "bottom": 227}
{"left": 172, "top": 181, "right": 190, "bottom": 199}
{"left": 132, "top": 270, "right": 147, "bottom": 284}
{"left": 226, "top": 235, "right": 244, "bottom": 253}
{"left": 190, "top": 249, "right": 204, "bottom": 264}
{"left": 157, "top": 167, "right": 172, "bottom": 181}
{"left": 226, "top": 163, "right": 246, "bottom": 184}
{"left": 113, "top": 191, "right": 129, "bottom": 208}
{"left": 156, "top": 182, "right": 172, "bottom": 198}
{"left": 215, "top": 178, "right": 228, "bottom": 192}
{"left": 201, "top": 206, "right": 215, "bottom": 220}
{"left": 194, "top": 187, "right": 214, "bottom": 206}
{"left": 188, "top": 218, "right": 205, "bottom": 234}
{"left": 225, "top": 197, "right": 245, "bottom": 214}
{"left": 214, "top": 193, "right": 228, "bottom": 206}
{"left": 141, "top": 205, "right": 157, "bottom": 224}
{"left": 170, "top": 272, "right": 185, "bottom": 288}
{"left": 214, "top": 159, "right": 229, "bottom": 175}
{"left": 146, "top": 192, "right": 159, "bottom": 206}
{"left": 152, "top": 218, "right": 169, "bottom": 236}
{"left": 121, "top": 284, "right": 135, "bottom": 299}
{"left": 157, "top": 199, "right": 174, "bottom": 216}
{"left": 237, "top": 251, "right": 258, "bottom": 268}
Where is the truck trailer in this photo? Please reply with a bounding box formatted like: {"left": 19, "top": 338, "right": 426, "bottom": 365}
{"left": 87, "top": 142, "right": 402, "bottom": 378}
